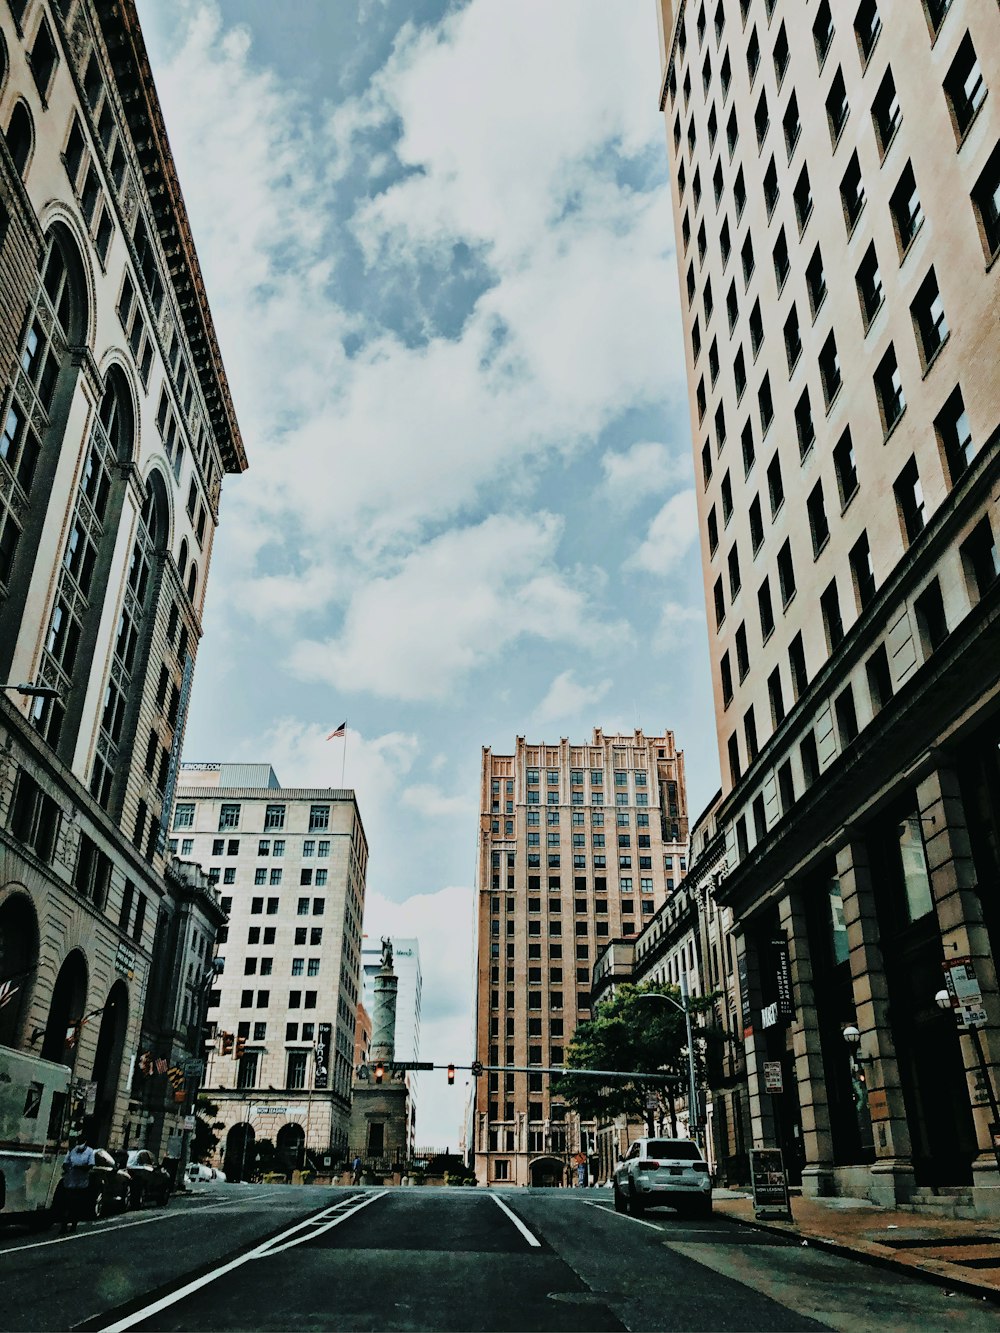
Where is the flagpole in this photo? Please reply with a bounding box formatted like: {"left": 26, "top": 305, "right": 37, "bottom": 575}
{"left": 341, "top": 729, "right": 347, "bottom": 788}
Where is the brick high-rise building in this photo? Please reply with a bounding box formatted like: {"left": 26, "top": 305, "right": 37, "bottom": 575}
{"left": 0, "top": 0, "right": 242, "bottom": 1153}
{"left": 172, "top": 764, "right": 367, "bottom": 1179}
{"left": 656, "top": 0, "right": 1000, "bottom": 1212}
{"left": 472, "top": 729, "right": 688, "bottom": 1187}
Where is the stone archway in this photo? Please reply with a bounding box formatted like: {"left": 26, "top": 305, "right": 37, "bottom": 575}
{"left": 276, "top": 1121, "right": 305, "bottom": 1176}
{"left": 528, "top": 1155, "right": 566, "bottom": 1188}
{"left": 223, "top": 1122, "right": 255, "bottom": 1183}
{"left": 0, "top": 892, "right": 39, "bottom": 1048}
{"left": 40, "top": 949, "right": 88, "bottom": 1070}
{"left": 90, "top": 981, "right": 129, "bottom": 1145}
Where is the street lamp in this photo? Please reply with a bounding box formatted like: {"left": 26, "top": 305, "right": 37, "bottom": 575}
{"left": 0, "top": 681, "right": 62, "bottom": 700}
{"left": 636, "top": 981, "right": 700, "bottom": 1147}
{"left": 935, "top": 987, "right": 1000, "bottom": 1172}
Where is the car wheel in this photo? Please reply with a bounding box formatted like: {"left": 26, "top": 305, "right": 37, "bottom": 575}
{"left": 92, "top": 1189, "right": 105, "bottom": 1221}
{"left": 613, "top": 1182, "right": 626, "bottom": 1214}
{"left": 627, "top": 1186, "right": 645, "bottom": 1217}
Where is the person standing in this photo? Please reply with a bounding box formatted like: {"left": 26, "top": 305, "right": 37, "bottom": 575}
{"left": 351, "top": 1154, "right": 362, "bottom": 1185}
{"left": 61, "top": 1133, "right": 96, "bottom": 1231}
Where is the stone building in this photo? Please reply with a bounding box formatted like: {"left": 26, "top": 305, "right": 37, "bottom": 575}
{"left": 472, "top": 729, "right": 689, "bottom": 1187}
{"left": 0, "top": 0, "right": 242, "bottom": 1151}
{"left": 655, "top": 0, "right": 1000, "bottom": 1211}
{"left": 172, "top": 764, "right": 367, "bottom": 1179}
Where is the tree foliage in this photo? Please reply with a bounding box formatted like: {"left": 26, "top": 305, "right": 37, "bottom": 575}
{"left": 193, "top": 1095, "right": 225, "bottom": 1162}
{"left": 552, "top": 983, "right": 719, "bottom": 1125}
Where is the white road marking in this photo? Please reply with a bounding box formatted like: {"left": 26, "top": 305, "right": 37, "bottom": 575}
{"left": 490, "top": 1192, "right": 541, "bottom": 1247}
{"left": 98, "top": 1192, "right": 388, "bottom": 1331}
{"left": 263, "top": 1192, "right": 386, "bottom": 1253}
{"left": 579, "top": 1199, "right": 664, "bottom": 1232}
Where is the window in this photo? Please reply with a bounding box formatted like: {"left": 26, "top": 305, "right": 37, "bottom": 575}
{"left": 894, "top": 457, "right": 925, "bottom": 545}
{"left": 890, "top": 162, "right": 923, "bottom": 253}
{"left": 841, "top": 153, "right": 866, "bottom": 232}
{"left": 308, "top": 804, "right": 330, "bottom": 830}
{"left": 736, "top": 622, "right": 750, "bottom": 679}
{"left": 714, "top": 577, "right": 726, "bottom": 629}
{"left": 872, "top": 69, "right": 902, "bottom": 157}
{"left": 744, "top": 706, "right": 758, "bottom": 763}
{"left": 741, "top": 234, "right": 754, "bottom": 286}
{"left": 807, "top": 481, "right": 829, "bottom": 555}
{"left": 944, "top": 34, "right": 986, "bottom": 141}
{"left": 721, "top": 469, "right": 733, "bottom": 522}
{"left": 747, "top": 28, "right": 760, "bottom": 83}
{"left": 777, "top": 539, "right": 796, "bottom": 605}
{"left": 971, "top": 143, "right": 1000, "bottom": 260}
{"left": 727, "top": 734, "right": 742, "bottom": 786}
{"left": 911, "top": 268, "right": 948, "bottom": 366}
{"left": 834, "top": 430, "right": 859, "bottom": 508}
{"left": 805, "top": 245, "right": 832, "bottom": 317}
{"left": 741, "top": 419, "right": 755, "bottom": 475}
{"left": 726, "top": 280, "right": 739, "bottom": 331}
{"left": 850, "top": 532, "right": 877, "bottom": 610}
{"left": 174, "top": 803, "right": 195, "bottom": 829}
{"left": 777, "top": 760, "right": 795, "bottom": 815}
{"left": 758, "top": 375, "right": 773, "bottom": 434}
{"left": 749, "top": 495, "right": 764, "bottom": 552}
{"left": 734, "top": 347, "right": 747, "bottom": 399}
{"left": 708, "top": 506, "right": 719, "bottom": 554}
{"left": 821, "top": 578, "right": 845, "bottom": 651}
{"left": 773, "top": 228, "right": 789, "bottom": 290}
{"left": 728, "top": 543, "right": 741, "bottom": 597}
{"left": 813, "top": 0, "right": 834, "bottom": 66}
{"left": 755, "top": 89, "right": 769, "bottom": 147}
{"left": 28, "top": 18, "right": 58, "bottom": 99}
{"left": 734, "top": 167, "right": 746, "bottom": 217}
{"left": 856, "top": 243, "right": 883, "bottom": 329}
{"left": 773, "top": 22, "right": 789, "bottom": 84}
{"left": 720, "top": 651, "right": 734, "bottom": 706}
{"left": 219, "top": 803, "right": 240, "bottom": 830}
{"left": 826, "top": 68, "right": 848, "bottom": 144}
{"left": 264, "top": 804, "right": 285, "bottom": 830}
{"left": 875, "top": 346, "right": 906, "bottom": 433}
{"left": 768, "top": 667, "right": 785, "bottom": 728}
{"left": 855, "top": 0, "right": 882, "bottom": 62}
{"left": 960, "top": 517, "right": 1000, "bottom": 602}
{"left": 766, "top": 452, "right": 783, "bottom": 516}
{"left": 867, "top": 643, "right": 893, "bottom": 712}
{"left": 758, "top": 577, "right": 775, "bottom": 640}
{"left": 793, "top": 166, "right": 813, "bottom": 233}
{"left": 915, "top": 578, "right": 949, "bottom": 653}
{"left": 936, "top": 386, "right": 974, "bottom": 483}
{"left": 784, "top": 306, "right": 801, "bottom": 371}
{"left": 788, "top": 632, "right": 808, "bottom": 701}
{"left": 727, "top": 106, "right": 739, "bottom": 157}
{"left": 795, "top": 390, "right": 815, "bottom": 459}
{"left": 782, "top": 92, "right": 800, "bottom": 157}
{"left": 269, "top": 868, "right": 282, "bottom": 886}
{"left": 819, "top": 333, "right": 842, "bottom": 407}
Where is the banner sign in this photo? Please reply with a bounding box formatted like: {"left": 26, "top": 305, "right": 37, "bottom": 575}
{"left": 772, "top": 935, "right": 795, "bottom": 1019}
{"left": 314, "top": 1022, "right": 331, "bottom": 1089}
{"left": 750, "top": 1147, "right": 792, "bottom": 1220}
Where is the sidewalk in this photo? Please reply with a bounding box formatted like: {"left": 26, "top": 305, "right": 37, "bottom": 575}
{"left": 714, "top": 1188, "right": 1000, "bottom": 1304}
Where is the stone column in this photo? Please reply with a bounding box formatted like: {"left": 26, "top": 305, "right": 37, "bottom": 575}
{"left": 735, "top": 927, "right": 777, "bottom": 1150}
{"left": 918, "top": 764, "right": 1000, "bottom": 1197}
{"left": 836, "top": 837, "right": 915, "bottom": 1206}
{"left": 778, "top": 890, "right": 834, "bottom": 1196}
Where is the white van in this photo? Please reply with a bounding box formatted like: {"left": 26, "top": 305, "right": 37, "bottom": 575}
{"left": 185, "top": 1162, "right": 227, "bottom": 1184}
{"left": 0, "top": 1048, "right": 71, "bottom": 1226}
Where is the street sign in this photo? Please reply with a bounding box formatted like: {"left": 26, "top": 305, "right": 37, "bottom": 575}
{"left": 943, "top": 957, "right": 988, "bottom": 1027}
{"left": 471, "top": 1060, "right": 484, "bottom": 1077}
{"left": 763, "top": 1062, "right": 783, "bottom": 1094}
{"left": 180, "top": 1115, "right": 196, "bottom": 1130}
{"left": 183, "top": 1058, "right": 204, "bottom": 1077}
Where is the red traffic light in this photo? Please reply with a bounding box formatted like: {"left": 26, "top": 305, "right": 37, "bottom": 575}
{"left": 220, "top": 1032, "right": 234, "bottom": 1056}
{"left": 374, "top": 1062, "right": 384, "bottom": 1084}
{"left": 234, "top": 1035, "right": 246, "bottom": 1059}
{"left": 447, "top": 1064, "right": 455, "bottom": 1086}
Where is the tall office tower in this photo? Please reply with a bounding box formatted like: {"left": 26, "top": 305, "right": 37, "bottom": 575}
{"left": 171, "top": 765, "right": 367, "bottom": 1178}
{"left": 655, "top": 0, "right": 1000, "bottom": 1211}
{"left": 361, "top": 936, "right": 422, "bottom": 1147}
{"left": 472, "top": 730, "right": 689, "bottom": 1187}
{"left": 0, "top": 0, "right": 243, "bottom": 1149}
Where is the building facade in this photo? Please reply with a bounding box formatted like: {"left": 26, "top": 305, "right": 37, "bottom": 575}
{"left": 656, "top": 0, "right": 1000, "bottom": 1211}
{"left": 172, "top": 764, "right": 367, "bottom": 1180}
{"left": 0, "top": 0, "right": 242, "bottom": 1152}
{"left": 472, "top": 729, "right": 689, "bottom": 1187}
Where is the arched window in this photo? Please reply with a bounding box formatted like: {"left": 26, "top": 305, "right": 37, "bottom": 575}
{"left": 186, "top": 562, "right": 197, "bottom": 602}
{"left": 5, "top": 100, "right": 33, "bottom": 179}
{"left": 0, "top": 31, "right": 9, "bottom": 95}
{"left": 178, "top": 538, "right": 188, "bottom": 580}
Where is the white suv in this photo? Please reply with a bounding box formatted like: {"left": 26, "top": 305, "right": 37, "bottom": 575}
{"left": 613, "top": 1138, "right": 712, "bottom": 1218}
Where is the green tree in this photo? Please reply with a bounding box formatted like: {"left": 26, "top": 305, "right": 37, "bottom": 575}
{"left": 552, "top": 983, "right": 718, "bottom": 1127}
{"left": 193, "top": 1096, "right": 225, "bottom": 1162}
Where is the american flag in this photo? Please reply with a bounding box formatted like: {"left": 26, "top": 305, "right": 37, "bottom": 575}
{"left": 0, "top": 979, "right": 18, "bottom": 1009}
{"left": 326, "top": 721, "right": 347, "bottom": 740}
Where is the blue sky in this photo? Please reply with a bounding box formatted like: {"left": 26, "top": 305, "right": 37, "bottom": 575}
{"left": 136, "top": 0, "right": 718, "bottom": 1146}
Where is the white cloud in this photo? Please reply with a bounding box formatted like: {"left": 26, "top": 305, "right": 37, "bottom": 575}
{"left": 534, "top": 670, "right": 613, "bottom": 725}
{"left": 627, "top": 489, "right": 699, "bottom": 576}
{"left": 601, "top": 442, "right": 681, "bottom": 509}
{"left": 401, "top": 784, "right": 475, "bottom": 820}
{"left": 653, "top": 601, "right": 707, "bottom": 653}
{"left": 286, "top": 513, "right": 625, "bottom": 702}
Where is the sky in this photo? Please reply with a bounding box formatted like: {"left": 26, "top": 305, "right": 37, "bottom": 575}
{"left": 136, "top": 0, "right": 719, "bottom": 1149}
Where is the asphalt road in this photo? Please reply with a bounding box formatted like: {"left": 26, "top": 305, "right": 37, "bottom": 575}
{"left": 1, "top": 1184, "right": 997, "bottom": 1332}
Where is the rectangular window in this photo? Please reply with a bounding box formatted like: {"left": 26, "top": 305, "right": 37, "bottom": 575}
{"left": 915, "top": 578, "right": 949, "bottom": 654}
{"left": 795, "top": 389, "right": 814, "bottom": 459}
{"left": 219, "top": 803, "right": 240, "bottom": 830}
{"left": 850, "top": 531, "right": 877, "bottom": 610}
{"left": 821, "top": 579, "right": 844, "bottom": 652}
{"left": 173, "top": 803, "right": 195, "bottom": 829}
{"left": 840, "top": 152, "right": 866, "bottom": 232}
{"left": 758, "top": 577, "right": 775, "bottom": 640}
{"left": 749, "top": 496, "right": 764, "bottom": 553}
{"left": 793, "top": 165, "right": 813, "bottom": 232}
{"left": 875, "top": 345, "right": 906, "bottom": 433}
{"left": 807, "top": 481, "right": 829, "bottom": 555}
{"left": 768, "top": 667, "right": 785, "bottom": 728}
{"left": 835, "top": 684, "right": 859, "bottom": 744}
{"left": 872, "top": 68, "right": 902, "bottom": 157}
{"left": 961, "top": 517, "right": 1000, "bottom": 602}
{"left": 735, "top": 622, "right": 750, "bottom": 680}
{"left": 866, "top": 643, "right": 893, "bottom": 713}
{"left": 264, "top": 804, "right": 285, "bottom": 830}
{"left": 744, "top": 705, "right": 758, "bottom": 762}
{"left": 944, "top": 33, "right": 986, "bottom": 141}
{"left": 972, "top": 142, "right": 1000, "bottom": 260}
{"left": 767, "top": 452, "right": 783, "bottom": 516}
{"left": 936, "top": 386, "right": 974, "bottom": 483}
{"left": 911, "top": 268, "right": 948, "bottom": 367}
{"left": 788, "top": 632, "right": 808, "bottom": 700}
{"left": 856, "top": 243, "right": 884, "bottom": 329}
{"left": 834, "top": 430, "right": 859, "bottom": 508}
{"left": 308, "top": 804, "right": 330, "bottom": 831}
{"left": 894, "top": 456, "right": 925, "bottom": 545}
{"left": 777, "top": 539, "right": 796, "bottom": 605}
{"left": 826, "top": 67, "right": 849, "bottom": 144}
{"left": 855, "top": 0, "right": 882, "bottom": 61}
{"left": 819, "top": 333, "right": 841, "bottom": 407}
{"left": 890, "top": 162, "right": 923, "bottom": 254}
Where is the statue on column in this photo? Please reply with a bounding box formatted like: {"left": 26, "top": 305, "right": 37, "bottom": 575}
{"left": 381, "top": 936, "right": 393, "bottom": 971}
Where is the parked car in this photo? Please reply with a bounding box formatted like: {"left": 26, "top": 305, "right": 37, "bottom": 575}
{"left": 185, "top": 1162, "right": 227, "bottom": 1184}
{"left": 53, "top": 1148, "right": 131, "bottom": 1222}
{"left": 613, "top": 1138, "right": 712, "bottom": 1219}
{"left": 116, "top": 1150, "right": 172, "bottom": 1208}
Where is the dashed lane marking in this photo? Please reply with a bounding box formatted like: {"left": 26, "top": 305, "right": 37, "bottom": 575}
{"left": 579, "top": 1198, "right": 664, "bottom": 1232}
{"left": 491, "top": 1192, "right": 542, "bottom": 1247}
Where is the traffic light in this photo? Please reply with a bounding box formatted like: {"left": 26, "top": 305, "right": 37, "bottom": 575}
{"left": 234, "top": 1035, "right": 247, "bottom": 1059}
{"left": 447, "top": 1064, "right": 455, "bottom": 1086}
{"left": 220, "top": 1032, "right": 234, "bottom": 1056}
{"left": 374, "top": 1062, "right": 384, "bottom": 1084}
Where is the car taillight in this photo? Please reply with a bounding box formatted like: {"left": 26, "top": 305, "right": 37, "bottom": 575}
{"left": 693, "top": 1162, "right": 709, "bottom": 1173}
{"left": 638, "top": 1161, "right": 660, "bottom": 1171}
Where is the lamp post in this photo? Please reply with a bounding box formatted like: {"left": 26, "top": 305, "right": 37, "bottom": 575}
{"left": 0, "top": 681, "right": 62, "bottom": 700}
{"left": 636, "top": 981, "right": 700, "bottom": 1147}
{"left": 934, "top": 987, "right": 1000, "bottom": 1173}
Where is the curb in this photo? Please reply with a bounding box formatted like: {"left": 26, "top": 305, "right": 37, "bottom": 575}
{"left": 720, "top": 1208, "right": 1000, "bottom": 1307}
